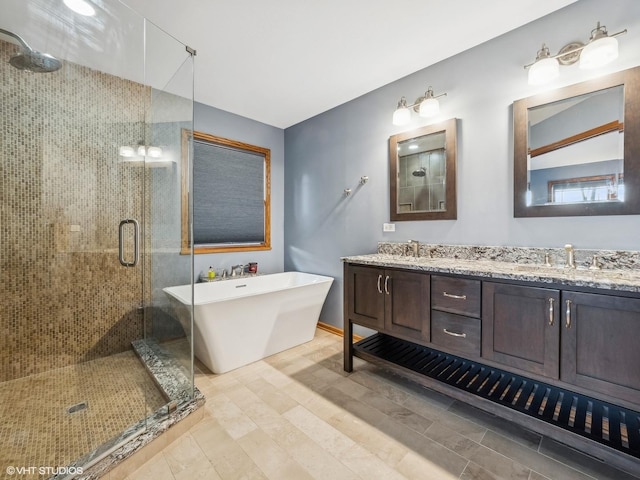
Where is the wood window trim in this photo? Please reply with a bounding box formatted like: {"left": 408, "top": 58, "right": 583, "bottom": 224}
{"left": 180, "top": 129, "right": 271, "bottom": 255}
{"left": 547, "top": 173, "right": 624, "bottom": 203}
{"left": 529, "top": 120, "right": 624, "bottom": 158}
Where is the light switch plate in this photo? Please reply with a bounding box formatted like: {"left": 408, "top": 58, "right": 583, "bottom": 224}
{"left": 383, "top": 223, "right": 395, "bottom": 232}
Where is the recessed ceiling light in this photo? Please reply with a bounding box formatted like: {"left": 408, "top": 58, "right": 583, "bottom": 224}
{"left": 63, "top": 0, "right": 96, "bottom": 16}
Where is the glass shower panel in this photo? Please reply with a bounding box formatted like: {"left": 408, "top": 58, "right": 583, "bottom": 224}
{"left": 143, "top": 19, "right": 195, "bottom": 401}
{"left": 0, "top": 0, "right": 192, "bottom": 472}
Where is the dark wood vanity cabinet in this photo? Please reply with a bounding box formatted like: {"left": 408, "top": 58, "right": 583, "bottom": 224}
{"left": 345, "top": 265, "right": 385, "bottom": 330}
{"left": 482, "top": 284, "right": 640, "bottom": 403}
{"left": 345, "top": 264, "right": 430, "bottom": 342}
{"left": 561, "top": 291, "right": 640, "bottom": 406}
{"left": 344, "top": 260, "right": 640, "bottom": 472}
{"left": 431, "top": 275, "right": 481, "bottom": 356}
{"left": 345, "top": 262, "right": 640, "bottom": 406}
{"left": 482, "top": 282, "right": 560, "bottom": 379}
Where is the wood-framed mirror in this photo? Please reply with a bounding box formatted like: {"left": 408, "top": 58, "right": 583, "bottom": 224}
{"left": 513, "top": 66, "right": 640, "bottom": 217}
{"left": 389, "top": 118, "right": 457, "bottom": 221}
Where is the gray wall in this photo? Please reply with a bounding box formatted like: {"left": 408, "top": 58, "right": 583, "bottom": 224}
{"left": 283, "top": 0, "right": 640, "bottom": 329}
{"left": 194, "top": 102, "right": 285, "bottom": 278}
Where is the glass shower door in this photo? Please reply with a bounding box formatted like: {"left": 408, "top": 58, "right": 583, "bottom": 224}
{"left": 0, "top": 0, "right": 192, "bottom": 472}
{"left": 143, "top": 18, "right": 195, "bottom": 401}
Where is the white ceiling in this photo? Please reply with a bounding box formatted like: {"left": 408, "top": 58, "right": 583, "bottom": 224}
{"left": 0, "top": 0, "right": 577, "bottom": 128}
{"left": 118, "top": 0, "right": 578, "bottom": 128}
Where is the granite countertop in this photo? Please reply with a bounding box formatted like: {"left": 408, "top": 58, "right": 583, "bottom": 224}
{"left": 342, "top": 253, "right": 640, "bottom": 293}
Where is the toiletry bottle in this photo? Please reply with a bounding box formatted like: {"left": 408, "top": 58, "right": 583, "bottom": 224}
{"left": 208, "top": 266, "right": 216, "bottom": 280}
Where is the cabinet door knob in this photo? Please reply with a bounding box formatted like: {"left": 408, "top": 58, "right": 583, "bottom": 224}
{"left": 384, "top": 275, "right": 390, "bottom": 295}
{"left": 443, "top": 292, "right": 467, "bottom": 300}
{"left": 565, "top": 299, "right": 572, "bottom": 329}
{"left": 548, "top": 298, "right": 555, "bottom": 326}
{"left": 443, "top": 328, "right": 467, "bottom": 338}
{"left": 377, "top": 274, "right": 383, "bottom": 294}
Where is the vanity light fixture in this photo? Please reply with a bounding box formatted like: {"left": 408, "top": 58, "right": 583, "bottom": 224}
{"left": 136, "top": 145, "right": 163, "bottom": 158}
{"left": 119, "top": 142, "right": 164, "bottom": 160}
{"left": 525, "top": 22, "right": 627, "bottom": 85}
{"left": 392, "top": 86, "right": 447, "bottom": 126}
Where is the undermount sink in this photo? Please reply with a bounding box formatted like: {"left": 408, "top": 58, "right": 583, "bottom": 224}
{"left": 512, "top": 264, "right": 637, "bottom": 282}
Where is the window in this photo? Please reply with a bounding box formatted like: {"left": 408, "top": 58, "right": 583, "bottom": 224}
{"left": 548, "top": 174, "right": 624, "bottom": 204}
{"left": 181, "top": 130, "right": 271, "bottom": 254}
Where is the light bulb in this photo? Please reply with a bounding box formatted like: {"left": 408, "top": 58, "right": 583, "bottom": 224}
{"left": 418, "top": 97, "right": 440, "bottom": 117}
{"left": 63, "top": 0, "right": 96, "bottom": 16}
{"left": 137, "top": 145, "right": 146, "bottom": 156}
{"left": 147, "top": 146, "right": 163, "bottom": 158}
{"left": 392, "top": 106, "right": 411, "bottom": 126}
{"left": 119, "top": 146, "right": 135, "bottom": 157}
{"left": 528, "top": 57, "right": 559, "bottom": 85}
{"left": 580, "top": 36, "right": 618, "bottom": 69}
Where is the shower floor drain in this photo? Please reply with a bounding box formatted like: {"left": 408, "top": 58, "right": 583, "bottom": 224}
{"left": 66, "top": 401, "right": 88, "bottom": 414}
{"left": 353, "top": 333, "right": 640, "bottom": 460}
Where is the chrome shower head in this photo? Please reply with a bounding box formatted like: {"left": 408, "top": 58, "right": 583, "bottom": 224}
{"left": 412, "top": 167, "right": 426, "bottom": 177}
{"left": 0, "top": 27, "right": 62, "bottom": 73}
{"left": 10, "top": 51, "right": 62, "bottom": 73}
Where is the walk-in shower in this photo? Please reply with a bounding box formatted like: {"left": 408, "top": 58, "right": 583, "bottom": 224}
{"left": 1, "top": 0, "right": 198, "bottom": 476}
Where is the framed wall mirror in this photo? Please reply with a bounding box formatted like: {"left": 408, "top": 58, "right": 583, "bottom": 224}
{"left": 181, "top": 130, "right": 271, "bottom": 254}
{"left": 514, "top": 66, "right": 640, "bottom": 217}
{"left": 389, "top": 118, "right": 457, "bottom": 221}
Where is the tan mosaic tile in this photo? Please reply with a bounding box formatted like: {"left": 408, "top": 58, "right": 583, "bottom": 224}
{"left": 0, "top": 351, "right": 166, "bottom": 480}
{"left": 0, "top": 39, "right": 152, "bottom": 382}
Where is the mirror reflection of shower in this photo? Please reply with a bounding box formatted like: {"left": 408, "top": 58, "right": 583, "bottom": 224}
{"left": 399, "top": 146, "right": 446, "bottom": 212}
{"left": 0, "top": 28, "right": 62, "bottom": 73}
{"left": 412, "top": 166, "right": 427, "bottom": 177}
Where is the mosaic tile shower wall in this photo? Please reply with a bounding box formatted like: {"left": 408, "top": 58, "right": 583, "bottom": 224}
{"left": 0, "top": 39, "right": 152, "bottom": 382}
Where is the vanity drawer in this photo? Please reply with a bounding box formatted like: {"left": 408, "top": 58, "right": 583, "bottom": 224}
{"left": 431, "top": 275, "right": 481, "bottom": 317}
{"left": 431, "top": 310, "right": 481, "bottom": 357}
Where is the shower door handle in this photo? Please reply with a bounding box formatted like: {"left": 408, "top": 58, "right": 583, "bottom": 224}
{"left": 118, "top": 219, "right": 139, "bottom": 267}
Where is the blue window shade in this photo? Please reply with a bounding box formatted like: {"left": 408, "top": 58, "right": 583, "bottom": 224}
{"left": 193, "top": 140, "right": 265, "bottom": 244}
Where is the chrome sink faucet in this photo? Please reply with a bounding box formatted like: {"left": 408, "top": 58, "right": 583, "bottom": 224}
{"left": 408, "top": 239, "right": 419, "bottom": 258}
{"left": 564, "top": 244, "right": 576, "bottom": 269}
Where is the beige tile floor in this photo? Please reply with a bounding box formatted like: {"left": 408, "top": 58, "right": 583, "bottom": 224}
{"left": 127, "top": 330, "right": 640, "bottom": 480}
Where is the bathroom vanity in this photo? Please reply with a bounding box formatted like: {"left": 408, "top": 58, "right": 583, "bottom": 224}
{"left": 343, "top": 244, "right": 640, "bottom": 474}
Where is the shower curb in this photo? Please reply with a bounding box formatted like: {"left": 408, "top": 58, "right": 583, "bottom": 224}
{"left": 131, "top": 338, "right": 193, "bottom": 404}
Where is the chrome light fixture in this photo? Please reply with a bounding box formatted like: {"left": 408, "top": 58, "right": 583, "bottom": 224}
{"left": 119, "top": 142, "right": 164, "bottom": 160}
{"left": 580, "top": 22, "right": 620, "bottom": 69}
{"left": 527, "top": 44, "right": 559, "bottom": 85}
{"left": 392, "top": 86, "right": 447, "bottom": 126}
{"left": 524, "top": 22, "right": 626, "bottom": 85}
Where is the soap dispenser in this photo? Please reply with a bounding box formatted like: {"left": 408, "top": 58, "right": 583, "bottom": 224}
{"left": 207, "top": 266, "right": 216, "bottom": 280}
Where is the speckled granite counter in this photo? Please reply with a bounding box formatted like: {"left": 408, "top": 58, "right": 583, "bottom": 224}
{"left": 342, "top": 243, "right": 640, "bottom": 293}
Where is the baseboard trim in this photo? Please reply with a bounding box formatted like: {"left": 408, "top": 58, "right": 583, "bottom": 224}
{"left": 317, "top": 321, "right": 362, "bottom": 341}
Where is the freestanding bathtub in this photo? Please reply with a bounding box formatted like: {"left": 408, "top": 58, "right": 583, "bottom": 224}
{"left": 163, "top": 271, "right": 333, "bottom": 374}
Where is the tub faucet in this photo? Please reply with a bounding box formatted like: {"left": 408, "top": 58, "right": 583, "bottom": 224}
{"left": 564, "top": 244, "right": 576, "bottom": 269}
{"left": 408, "top": 239, "right": 419, "bottom": 258}
{"left": 231, "top": 264, "right": 243, "bottom": 277}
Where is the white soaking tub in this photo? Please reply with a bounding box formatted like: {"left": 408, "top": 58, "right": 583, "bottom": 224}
{"left": 163, "top": 272, "right": 333, "bottom": 373}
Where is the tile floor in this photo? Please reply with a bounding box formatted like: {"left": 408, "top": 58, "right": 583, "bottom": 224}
{"left": 127, "top": 330, "right": 640, "bottom": 480}
{"left": 0, "top": 351, "right": 166, "bottom": 480}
